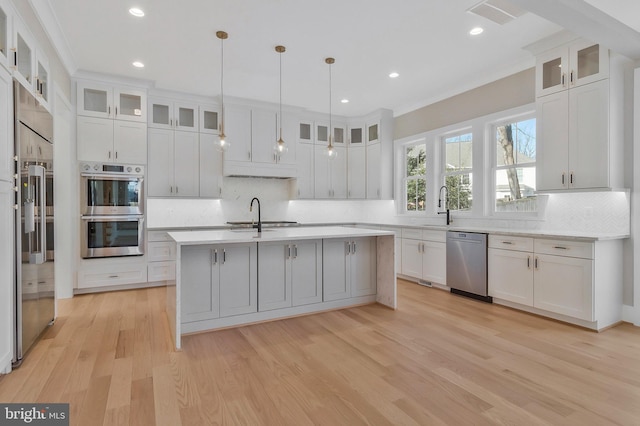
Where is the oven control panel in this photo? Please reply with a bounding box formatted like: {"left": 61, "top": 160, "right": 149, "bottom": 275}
{"left": 80, "top": 162, "right": 144, "bottom": 176}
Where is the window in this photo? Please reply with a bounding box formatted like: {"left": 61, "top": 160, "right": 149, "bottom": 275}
{"left": 443, "top": 132, "right": 472, "bottom": 211}
{"left": 404, "top": 144, "right": 426, "bottom": 212}
{"left": 494, "top": 117, "right": 536, "bottom": 213}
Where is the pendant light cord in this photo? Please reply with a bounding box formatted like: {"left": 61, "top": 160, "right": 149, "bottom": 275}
{"left": 279, "top": 50, "right": 283, "bottom": 141}
{"left": 220, "top": 35, "right": 224, "bottom": 133}
{"left": 328, "top": 60, "right": 332, "bottom": 147}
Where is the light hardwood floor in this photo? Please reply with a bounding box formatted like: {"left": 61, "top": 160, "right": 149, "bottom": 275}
{"left": 2, "top": 279, "right": 640, "bottom": 425}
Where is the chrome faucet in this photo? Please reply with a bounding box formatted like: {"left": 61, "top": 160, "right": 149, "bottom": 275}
{"left": 250, "top": 197, "right": 262, "bottom": 233}
{"left": 437, "top": 185, "right": 451, "bottom": 225}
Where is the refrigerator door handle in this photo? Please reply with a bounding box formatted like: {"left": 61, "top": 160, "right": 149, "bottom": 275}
{"left": 28, "top": 165, "right": 46, "bottom": 265}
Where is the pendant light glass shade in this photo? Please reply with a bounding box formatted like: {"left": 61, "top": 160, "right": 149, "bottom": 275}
{"left": 216, "top": 31, "right": 229, "bottom": 152}
{"left": 325, "top": 57, "right": 337, "bottom": 160}
{"left": 273, "top": 45, "right": 288, "bottom": 156}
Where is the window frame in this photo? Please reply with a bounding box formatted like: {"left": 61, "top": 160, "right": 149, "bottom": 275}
{"left": 490, "top": 111, "right": 538, "bottom": 217}
{"left": 401, "top": 140, "right": 428, "bottom": 214}
{"left": 441, "top": 128, "right": 474, "bottom": 213}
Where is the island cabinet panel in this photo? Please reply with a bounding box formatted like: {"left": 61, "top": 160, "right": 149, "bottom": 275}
{"left": 323, "top": 237, "right": 376, "bottom": 301}
{"left": 258, "top": 239, "right": 323, "bottom": 311}
{"left": 181, "top": 246, "right": 219, "bottom": 322}
{"left": 180, "top": 243, "right": 257, "bottom": 322}
{"left": 219, "top": 244, "right": 258, "bottom": 317}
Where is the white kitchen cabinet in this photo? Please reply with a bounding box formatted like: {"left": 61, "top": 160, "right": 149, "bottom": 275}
{"left": 488, "top": 235, "right": 535, "bottom": 306}
{"left": 34, "top": 49, "right": 49, "bottom": 109}
{"left": 367, "top": 122, "right": 379, "bottom": 144}
{"left": 537, "top": 79, "right": 610, "bottom": 191}
{"left": 400, "top": 228, "right": 446, "bottom": 286}
{"left": 181, "top": 243, "right": 257, "bottom": 322}
{"left": 297, "top": 121, "right": 313, "bottom": 144}
{"left": 314, "top": 145, "right": 347, "bottom": 198}
{"left": 77, "top": 82, "right": 146, "bottom": 122}
{"left": 0, "top": 0, "right": 12, "bottom": 71}
{"left": 295, "top": 141, "right": 314, "bottom": 199}
{"left": 77, "top": 258, "right": 147, "bottom": 290}
{"left": 536, "top": 41, "right": 608, "bottom": 97}
{"left": 0, "top": 65, "right": 11, "bottom": 182}
{"left": 148, "top": 97, "right": 198, "bottom": 132}
{"left": 147, "top": 230, "right": 177, "bottom": 282}
{"left": 11, "top": 16, "right": 34, "bottom": 92}
{"left": 251, "top": 108, "right": 277, "bottom": 164}
{"left": 533, "top": 253, "right": 593, "bottom": 321}
{"left": 198, "top": 133, "right": 223, "bottom": 198}
{"left": 347, "top": 145, "right": 366, "bottom": 199}
{"left": 148, "top": 128, "right": 199, "bottom": 197}
{"left": 323, "top": 237, "right": 376, "bottom": 301}
{"left": 199, "top": 104, "right": 220, "bottom": 135}
{"left": 77, "top": 116, "right": 147, "bottom": 164}
{"left": 258, "top": 239, "right": 322, "bottom": 311}
{"left": 348, "top": 124, "right": 364, "bottom": 145}
{"left": 223, "top": 105, "right": 252, "bottom": 163}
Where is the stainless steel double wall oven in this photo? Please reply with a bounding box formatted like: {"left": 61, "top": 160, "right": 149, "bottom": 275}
{"left": 80, "top": 162, "right": 145, "bottom": 258}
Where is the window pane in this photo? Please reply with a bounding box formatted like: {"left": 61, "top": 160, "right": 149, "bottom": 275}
{"left": 496, "top": 119, "right": 536, "bottom": 166}
{"left": 445, "top": 174, "right": 472, "bottom": 211}
{"left": 406, "top": 179, "right": 426, "bottom": 212}
{"left": 406, "top": 145, "right": 426, "bottom": 177}
{"left": 495, "top": 168, "right": 537, "bottom": 212}
{"left": 445, "top": 133, "right": 472, "bottom": 170}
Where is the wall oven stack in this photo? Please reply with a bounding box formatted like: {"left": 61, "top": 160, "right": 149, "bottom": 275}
{"left": 80, "top": 162, "right": 145, "bottom": 258}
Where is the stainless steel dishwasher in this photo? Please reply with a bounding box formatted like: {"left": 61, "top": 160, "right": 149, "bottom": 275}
{"left": 446, "top": 231, "right": 492, "bottom": 302}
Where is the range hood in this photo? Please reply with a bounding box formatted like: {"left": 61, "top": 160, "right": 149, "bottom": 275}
{"left": 223, "top": 160, "right": 297, "bottom": 179}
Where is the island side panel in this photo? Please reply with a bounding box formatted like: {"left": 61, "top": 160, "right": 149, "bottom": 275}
{"left": 169, "top": 243, "right": 182, "bottom": 350}
{"left": 376, "top": 234, "right": 397, "bottom": 309}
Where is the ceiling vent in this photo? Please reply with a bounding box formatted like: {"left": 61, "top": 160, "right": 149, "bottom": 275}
{"left": 467, "top": 0, "right": 526, "bottom": 25}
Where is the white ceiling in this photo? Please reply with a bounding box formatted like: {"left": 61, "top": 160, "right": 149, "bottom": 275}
{"left": 36, "top": 0, "right": 639, "bottom": 117}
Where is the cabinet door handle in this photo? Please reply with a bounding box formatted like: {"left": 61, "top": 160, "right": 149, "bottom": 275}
{"left": 346, "top": 241, "right": 351, "bottom": 255}
{"left": 115, "top": 106, "right": 118, "bottom": 116}
{"left": 352, "top": 241, "right": 356, "bottom": 254}
{"left": 108, "top": 151, "right": 111, "bottom": 159}
{"left": 176, "top": 186, "right": 179, "bottom": 194}
{"left": 109, "top": 275, "right": 119, "bottom": 278}
{"left": 222, "top": 249, "right": 226, "bottom": 264}
{"left": 561, "top": 172, "right": 565, "bottom": 186}
{"left": 115, "top": 151, "right": 118, "bottom": 160}
{"left": 534, "top": 257, "right": 539, "bottom": 270}
{"left": 293, "top": 245, "right": 298, "bottom": 259}
{"left": 561, "top": 73, "right": 566, "bottom": 87}
{"left": 170, "top": 186, "right": 173, "bottom": 194}
{"left": 570, "top": 70, "right": 574, "bottom": 84}
{"left": 287, "top": 246, "right": 291, "bottom": 259}
{"left": 248, "top": 151, "right": 252, "bottom": 160}
{"left": 502, "top": 241, "right": 514, "bottom": 245}
{"left": 213, "top": 249, "right": 218, "bottom": 264}
{"left": 527, "top": 256, "right": 531, "bottom": 269}
{"left": 13, "top": 50, "right": 17, "bottom": 66}
{"left": 570, "top": 172, "right": 574, "bottom": 185}
{"left": 553, "top": 246, "right": 568, "bottom": 250}
{"left": 108, "top": 106, "right": 111, "bottom": 116}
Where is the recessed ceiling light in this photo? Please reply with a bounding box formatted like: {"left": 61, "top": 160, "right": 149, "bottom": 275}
{"left": 389, "top": 72, "right": 399, "bottom": 78}
{"left": 469, "top": 27, "right": 484, "bottom": 36}
{"left": 129, "top": 7, "right": 145, "bottom": 17}
{"left": 132, "top": 61, "right": 145, "bottom": 68}
{"left": 341, "top": 99, "right": 349, "bottom": 104}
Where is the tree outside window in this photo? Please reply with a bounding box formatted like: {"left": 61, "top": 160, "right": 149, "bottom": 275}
{"left": 405, "top": 144, "right": 426, "bottom": 212}
{"left": 495, "top": 117, "right": 536, "bottom": 212}
{"left": 443, "top": 132, "right": 472, "bottom": 211}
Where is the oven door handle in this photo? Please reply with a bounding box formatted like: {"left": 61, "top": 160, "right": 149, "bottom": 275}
{"left": 81, "top": 215, "right": 144, "bottom": 221}
{"left": 28, "top": 164, "right": 46, "bottom": 265}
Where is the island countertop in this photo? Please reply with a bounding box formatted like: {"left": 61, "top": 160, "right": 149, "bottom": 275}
{"left": 168, "top": 226, "right": 395, "bottom": 245}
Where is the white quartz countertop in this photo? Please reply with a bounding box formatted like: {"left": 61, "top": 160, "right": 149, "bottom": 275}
{"left": 169, "top": 226, "right": 394, "bottom": 245}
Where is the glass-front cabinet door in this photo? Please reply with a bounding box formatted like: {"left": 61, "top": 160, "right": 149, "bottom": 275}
{"left": 332, "top": 123, "right": 346, "bottom": 145}
{"left": 535, "top": 47, "right": 569, "bottom": 97}
{"left": 569, "top": 41, "right": 608, "bottom": 88}
{"left": 348, "top": 124, "right": 364, "bottom": 145}
{"left": 174, "top": 102, "right": 198, "bottom": 132}
{"left": 0, "top": 0, "right": 11, "bottom": 70}
{"left": 12, "top": 18, "right": 35, "bottom": 91}
{"left": 149, "top": 98, "right": 172, "bottom": 129}
{"left": 35, "top": 50, "right": 49, "bottom": 109}
{"left": 298, "top": 121, "right": 313, "bottom": 144}
{"left": 115, "top": 88, "right": 146, "bottom": 122}
{"left": 77, "top": 82, "right": 113, "bottom": 119}
{"left": 367, "top": 122, "right": 379, "bottom": 144}
{"left": 200, "top": 104, "right": 219, "bottom": 134}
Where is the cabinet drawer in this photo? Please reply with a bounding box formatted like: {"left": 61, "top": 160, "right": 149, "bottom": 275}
{"left": 534, "top": 239, "right": 593, "bottom": 259}
{"left": 148, "top": 241, "right": 176, "bottom": 262}
{"left": 148, "top": 261, "right": 176, "bottom": 282}
{"left": 422, "top": 229, "right": 446, "bottom": 242}
{"left": 78, "top": 266, "right": 147, "bottom": 289}
{"left": 148, "top": 230, "right": 175, "bottom": 242}
{"left": 489, "top": 235, "right": 534, "bottom": 251}
{"left": 401, "top": 228, "right": 422, "bottom": 240}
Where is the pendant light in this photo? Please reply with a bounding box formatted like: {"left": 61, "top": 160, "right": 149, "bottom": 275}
{"left": 216, "top": 30, "right": 229, "bottom": 152}
{"left": 325, "top": 57, "right": 338, "bottom": 160}
{"left": 274, "top": 45, "right": 288, "bottom": 156}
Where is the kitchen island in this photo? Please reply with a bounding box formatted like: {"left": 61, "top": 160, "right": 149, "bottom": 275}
{"left": 167, "top": 226, "right": 396, "bottom": 349}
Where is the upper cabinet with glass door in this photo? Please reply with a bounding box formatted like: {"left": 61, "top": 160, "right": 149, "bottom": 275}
{"left": 34, "top": 49, "right": 50, "bottom": 110}
{"left": 367, "top": 122, "right": 379, "bottom": 144}
{"left": 0, "top": 0, "right": 13, "bottom": 71}
{"left": 148, "top": 97, "right": 198, "bottom": 131}
{"left": 199, "top": 104, "right": 220, "bottom": 135}
{"left": 77, "top": 81, "right": 147, "bottom": 122}
{"left": 11, "top": 16, "right": 34, "bottom": 92}
{"left": 536, "top": 40, "right": 608, "bottom": 97}
{"left": 348, "top": 124, "right": 364, "bottom": 145}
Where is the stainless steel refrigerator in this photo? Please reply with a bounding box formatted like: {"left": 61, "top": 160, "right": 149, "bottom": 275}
{"left": 12, "top": 80, "right": 54, "bottom": 367}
